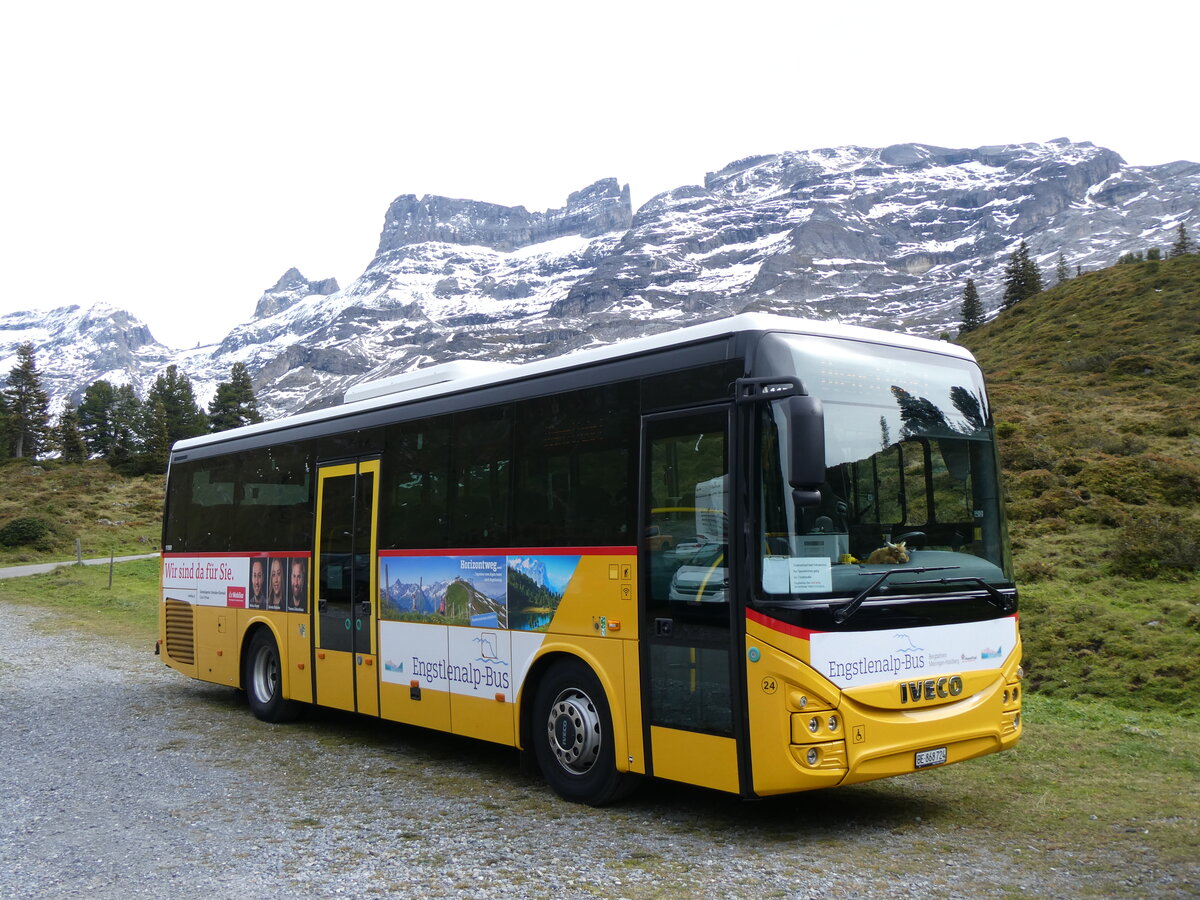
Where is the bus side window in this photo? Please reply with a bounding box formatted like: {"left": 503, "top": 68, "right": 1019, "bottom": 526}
{"left": 163, "top": 460, "right": 192, "bottom": 551}
{"left": 513, "top": 383, "right": 637, "bottom": 548}
{"left": 189, "top": 462, "right": 237, "bottom": 552}
{"left": 449, "top": 407, "right": 512, "bottom": 547}
{"left": 236, "top": 444, "right": 312, "bottom": 551}
{"left": 380, "top": 417, "right": 451, "bottom": 550}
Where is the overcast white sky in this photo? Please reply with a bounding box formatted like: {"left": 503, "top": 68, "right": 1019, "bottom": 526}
{"left": 2, "top": 0, "right": 1196, "bottom": 349}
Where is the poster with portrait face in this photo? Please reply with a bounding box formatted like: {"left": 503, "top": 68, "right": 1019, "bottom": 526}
{"left": 247, "top": 557, "right": 268, "bottom": 609}
{"left": 162, "top": 556, "right": 250, "bottom": 608}
{"left": 265, "top": 557, "right": 287, "bottom": 610}
{"left": 163, "top": 553, "right": 310, "bottom": 612}
{"left": 286, "top": 557, "right": 308, "bottom": 613}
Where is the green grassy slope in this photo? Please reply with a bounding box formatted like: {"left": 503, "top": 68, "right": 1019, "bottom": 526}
{"left": 0, "top": 459, "right": 163, "bottom": 564}
{"left": 960, "top": 253, "right": 1200, "bottom": 712}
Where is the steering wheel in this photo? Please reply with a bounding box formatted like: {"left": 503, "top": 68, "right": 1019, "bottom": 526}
{"left": 892, "top": 531, "right": 927, "bottom": 549}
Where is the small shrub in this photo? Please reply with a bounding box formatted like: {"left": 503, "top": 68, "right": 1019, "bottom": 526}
{"left": 1093, "top": 433, "right": 1149, "bottom": 456}
{"left": 1077, "top": 456, "right": 1161, "bottom": 505}
{"left": 1109, "top": 513, "right": 1200, "bottom": 580}
{"left": 1017, "top": 559, "right": 1058, "bottom": 582}
{"left": 1013, "top": 469, "right": 1060, "bottom": 497}
{"left": 1058, "top": 457, "right": 1086, "bottom": 477}
{"left": 1108, "top": 354, "right": 1160, "bottom": 376}
{"left": 0, "top": 516, "right": 53, "bottom": 547}
{"left": 1144, "top": 454, "right": 1200, "bottom": 506}
{"left": 1034, "top": 488, "right": 1087, "bottom": 517}
{"left": 1005, "top": 499, "right": 1040, "bottom": 523}
{"left": 1026, "top": 516, "right": 1070, "bottom": 537}
{"left": 1002, "top": 439, "right": 1059, "bottom": 472}
{"left": 1061, "top": 353, "right": 1116, "bottom": 373}
{"left": 1067, "top": 496, "right": 1131, "bottom": 528}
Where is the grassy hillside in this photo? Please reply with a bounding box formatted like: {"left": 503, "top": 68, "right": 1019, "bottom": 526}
{"left": 960, "top": 253, "right": 1200, "bottom": 712}
{"left": 0, "top": 459, "right": 163, "bottom": 564}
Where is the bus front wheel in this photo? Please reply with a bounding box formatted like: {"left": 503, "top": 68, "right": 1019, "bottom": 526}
{"left": 243, "top": 628, "right": 301, "bottom": 723}
{"left": 532, "top": 659, "right": 635, "bottom": 806}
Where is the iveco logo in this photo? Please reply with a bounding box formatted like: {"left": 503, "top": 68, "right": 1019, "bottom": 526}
{"left": 900, "top": 675, "right": 964, "bottom": 704}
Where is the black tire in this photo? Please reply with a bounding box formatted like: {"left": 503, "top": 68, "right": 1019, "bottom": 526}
{"left": 532, "top": 658, "right": 637, "bottom": 806}
{"left": 243, "top": 628, "right": 302, "bottom": 723}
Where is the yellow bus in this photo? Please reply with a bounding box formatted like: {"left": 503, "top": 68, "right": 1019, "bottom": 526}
{"left": 158, "top": 313, "right": 1022, "bottom": 804}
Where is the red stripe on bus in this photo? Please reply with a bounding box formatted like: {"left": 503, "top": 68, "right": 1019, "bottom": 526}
{"left": 162, "top": 551, "right": 313, "bottom": 558}
{"left": 746, "top": 607, "right": 818, "bottom": 640}
{"left": 377, "top": 546, "right": 637, "bottom": 557}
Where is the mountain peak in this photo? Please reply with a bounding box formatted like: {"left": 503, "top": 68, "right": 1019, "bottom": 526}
{"left": 254, "top": 269, "right": 340, "bottom": 319}
{"left": 374, "top": 178, "right": 633, "bottom": 256}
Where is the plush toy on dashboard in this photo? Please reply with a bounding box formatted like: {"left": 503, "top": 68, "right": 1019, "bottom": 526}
{"left": 865, "top": 541, "right": 909, "bottom": 565}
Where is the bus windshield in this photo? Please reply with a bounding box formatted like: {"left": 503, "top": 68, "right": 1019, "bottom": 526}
{"left": 755, "top": 332, "right": 1013, "bottom": 603}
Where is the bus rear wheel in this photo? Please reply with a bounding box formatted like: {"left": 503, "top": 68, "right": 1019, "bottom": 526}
{"left": 532, "top": 659, "right": 636, "bottom": 806}
{"left": 243, "top": 628, "right": 301, "bottom": 723}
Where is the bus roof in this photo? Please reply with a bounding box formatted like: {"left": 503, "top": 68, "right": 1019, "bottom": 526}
{"left": 173, "top": 313, "right": 976, "bottom": 452}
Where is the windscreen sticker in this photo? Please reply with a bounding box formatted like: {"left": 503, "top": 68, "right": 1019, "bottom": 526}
{"left": 762, "top": 556, "right": 833, "bottom": 593}
{"left": 789, "top": 557, "right": 832, "bottom": 592}
{"left": 810, "top": 617, "right": 1018, "bottom": 689}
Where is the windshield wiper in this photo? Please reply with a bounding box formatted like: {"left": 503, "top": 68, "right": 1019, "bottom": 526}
{"left": 906, "top": 576, "right": 1016, "bottom": 613}
{"left": 833, "top": 565, "right": 958, "bottom": 624}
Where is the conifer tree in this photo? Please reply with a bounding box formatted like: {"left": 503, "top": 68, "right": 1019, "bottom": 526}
{"left": 1055, "top": 253, "right": 1070, "bottom": 284}
{"left": 208, "top": 362, "right": 263, "bottom": 433}
{"left": 0, "top": 394, "right": 10, "bottom": 461}
{"left": 3, "top": 343, "right": 51, "bottom": 458}
{"left": 146, "top": 364, "right": 208, "bottom": 447}
{"left": 78, "top": 380, "right": 118, "bottom": 457}
{"left": 142, "top": 397, "right": 171, "bottom": 473}
{"left": 1001, "top": 240, "right": 1044, "bottom": 309}
{"left": 959, "top": 278, "right": 984, "bottom": 334}
{"left": 108, "top": 385, "right": 143, "bottom": 468}
{"left": 1170, "top": 223, "right": 1194, "bottom": 257}
{"left": 1023, "top": 243, "right": 1045, "bottom": 295}
{"left": 58, "top": 404, "right": 88, "bottom": 463}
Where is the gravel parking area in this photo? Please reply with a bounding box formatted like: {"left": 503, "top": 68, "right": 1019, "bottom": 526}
{"left": 0, "top": 601, "right": 1186, "bottom": 899}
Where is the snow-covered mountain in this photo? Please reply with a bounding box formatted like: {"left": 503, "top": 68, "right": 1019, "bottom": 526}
{"left": 381, "top": 578, "right": 453, "bottom": 615}
{"left": 0, "top": 303, "right": 174, "bottom": 404}
{"left": 7, "top": 140, "right": 1198, "bottom": 417}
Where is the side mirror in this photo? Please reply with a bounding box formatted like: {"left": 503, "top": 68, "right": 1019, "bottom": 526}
{"left": 787, "top": 395, "right": 825, "bottom": 506}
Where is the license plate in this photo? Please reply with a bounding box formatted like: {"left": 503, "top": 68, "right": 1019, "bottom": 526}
{"left": 915, "top": 747, "right": 948, "bottom": 769}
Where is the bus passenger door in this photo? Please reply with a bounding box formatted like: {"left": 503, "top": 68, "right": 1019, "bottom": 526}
{"left": 314, "top": 459, "right": 380, "bottom": 716}
{"left": 641, "top": 408, "right": 742, "bottom": 794}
